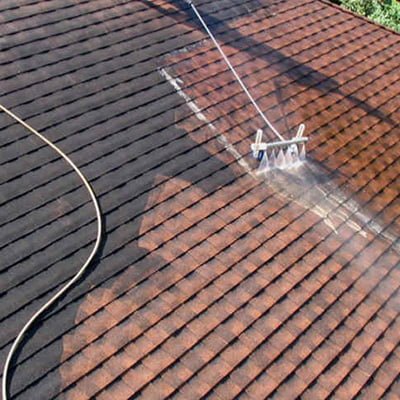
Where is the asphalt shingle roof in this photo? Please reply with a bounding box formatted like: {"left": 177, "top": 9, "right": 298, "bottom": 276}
{"left": 0, "top": 0, "right": 399, "bottom": 399}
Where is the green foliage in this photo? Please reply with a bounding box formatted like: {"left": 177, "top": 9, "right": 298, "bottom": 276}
{"left": 334, "top": 0, "right": 400, "bottom": 32}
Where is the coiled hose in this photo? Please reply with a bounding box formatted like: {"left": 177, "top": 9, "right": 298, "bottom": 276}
{"left": 0, "top": 104, "right": 103, "bottom": 400}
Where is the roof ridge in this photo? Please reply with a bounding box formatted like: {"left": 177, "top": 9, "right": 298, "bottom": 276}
{"left": 318, "top": 0, "right": 400, "bottom": 36}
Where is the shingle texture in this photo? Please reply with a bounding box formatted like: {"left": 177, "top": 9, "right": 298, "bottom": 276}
{"left": 0, "top": 0, "right": 399, "bottom": 399}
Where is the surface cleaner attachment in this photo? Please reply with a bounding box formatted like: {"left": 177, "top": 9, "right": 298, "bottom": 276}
{"left": 251, "top": 125, "right": 308, "bottom": 172}
{"left": 185, "top": 0, "right": 309, "bottom": 172}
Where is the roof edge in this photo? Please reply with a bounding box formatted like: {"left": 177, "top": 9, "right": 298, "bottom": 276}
{"left": 318, "top": 0, "right": 400, "bottom": 36}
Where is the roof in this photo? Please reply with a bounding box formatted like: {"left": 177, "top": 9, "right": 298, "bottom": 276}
{"left": 0, "top": 0, "right": 399, "bottom": 399}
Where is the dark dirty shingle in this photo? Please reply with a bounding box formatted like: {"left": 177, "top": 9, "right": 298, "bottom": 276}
{"left": 0, "top": 0, "right": 399, "bottom": 399}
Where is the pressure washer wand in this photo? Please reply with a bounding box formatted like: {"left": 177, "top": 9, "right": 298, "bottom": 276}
{"left": 183, "top": 0, "right": 308, "bottom": 171}
{"left": 184, "top": 0, "right": 284, "bottom": 141}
